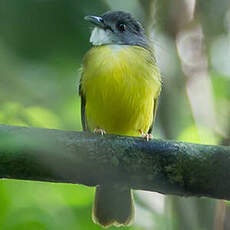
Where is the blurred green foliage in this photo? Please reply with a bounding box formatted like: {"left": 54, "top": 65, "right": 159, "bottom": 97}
{"left": 0, "top": 0, "right": 230, "bottom": 229}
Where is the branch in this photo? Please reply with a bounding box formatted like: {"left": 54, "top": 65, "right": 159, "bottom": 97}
{"left": 0, "top": 124, "right": 229, "bottom": 200}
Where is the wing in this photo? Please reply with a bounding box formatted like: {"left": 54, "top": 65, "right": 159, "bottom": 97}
{"left": 79, "top": 75, "right": 88, "bottom": 131}
{"left": 148, "top": 97, "right": 159, "bottom": 134}
{"left": 147, "top": 50, "right": 161, "bottom": 134}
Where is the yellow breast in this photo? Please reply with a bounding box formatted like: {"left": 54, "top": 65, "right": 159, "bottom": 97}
{"left": 81, "top": 45, "right": 161, "bottom": 136}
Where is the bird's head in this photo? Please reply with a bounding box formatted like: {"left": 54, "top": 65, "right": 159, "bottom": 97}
{"left": 84, "top": 11, "right": 148, "bottom": 48}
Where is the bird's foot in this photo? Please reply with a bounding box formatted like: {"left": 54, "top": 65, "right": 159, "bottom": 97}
{"left": 139, "top": 130, "right": 152, "bottom": 141}
{"left": 93, "top": 128, "right": 106, "bottom": 136}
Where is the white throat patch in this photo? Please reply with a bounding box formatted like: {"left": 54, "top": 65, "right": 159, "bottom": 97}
{"left": 89, "top": 27, "right": 112, "bottom": 46}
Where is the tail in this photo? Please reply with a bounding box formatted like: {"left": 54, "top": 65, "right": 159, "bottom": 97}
{"left": 92, "top": 185, "right": 134, "bottom": 227}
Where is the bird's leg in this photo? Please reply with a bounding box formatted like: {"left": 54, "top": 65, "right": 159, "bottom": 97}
{"left": 138, "top": 129, "right": 152, "bottom": 141}
{"left": 93, "top": 128, "right": 106, "bottom": 136}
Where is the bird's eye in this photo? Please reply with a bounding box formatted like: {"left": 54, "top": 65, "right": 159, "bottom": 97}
{"left": 117, "top": 23, "right": 126, "bottom": 32}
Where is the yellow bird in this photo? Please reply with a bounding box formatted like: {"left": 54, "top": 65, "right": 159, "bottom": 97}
{"left": 79, "top": 11, "right": 161, "bottom": 227}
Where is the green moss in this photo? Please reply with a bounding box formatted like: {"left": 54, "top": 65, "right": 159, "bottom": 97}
{"left": 111, "top": 156, "right": 119, "bottom": 167}
{"left": 165, "top": 164, "right": 183, "bottom": 184}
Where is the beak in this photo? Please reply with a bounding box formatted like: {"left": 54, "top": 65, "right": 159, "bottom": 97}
{"left": 84, "top": 15, "right": 106, "bottom": 29}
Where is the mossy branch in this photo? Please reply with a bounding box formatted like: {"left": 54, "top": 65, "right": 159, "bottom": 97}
{"left": 0, "top": 124, "right": 229, "bottom": 200}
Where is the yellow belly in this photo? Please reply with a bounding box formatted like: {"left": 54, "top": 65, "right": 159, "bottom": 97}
{"left": 81, "top": 45, "right": 161, "bottom": 136}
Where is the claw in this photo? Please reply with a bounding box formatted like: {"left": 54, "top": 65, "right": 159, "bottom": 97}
{"left": 93, "top": 128, "right": 106, "bottom": 136}
{"left": 138, "top": 130, "right": 152, "bottom": 141}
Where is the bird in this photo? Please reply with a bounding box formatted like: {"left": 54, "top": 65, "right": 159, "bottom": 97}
{"left": 79, "top": 10, "right": 161, "bottom": 227}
